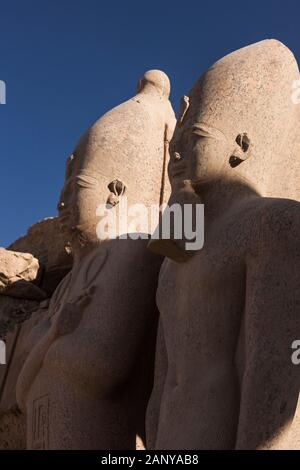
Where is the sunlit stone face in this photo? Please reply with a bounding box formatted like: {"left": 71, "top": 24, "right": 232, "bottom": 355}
{"left": 57, "top": 148, "right": 121, "bottom": 244}
{"left": 56, "top": 70, "right": 176, "bottom": 250}
{"left": 169, "top": 119, "right": 233, "bottom": 190}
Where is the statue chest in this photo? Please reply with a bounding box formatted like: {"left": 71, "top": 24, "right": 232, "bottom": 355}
{"left": 156, "top": 238, "right": 246, "bottom": 357}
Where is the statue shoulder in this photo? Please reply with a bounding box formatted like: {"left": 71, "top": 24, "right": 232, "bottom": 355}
{"left": 254, "top": 197, "right": 300, "bottom": 255}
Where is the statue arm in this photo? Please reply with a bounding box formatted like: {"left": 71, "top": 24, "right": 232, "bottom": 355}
{"left": 235, "top": 203, "right": 300, "bottom": 449}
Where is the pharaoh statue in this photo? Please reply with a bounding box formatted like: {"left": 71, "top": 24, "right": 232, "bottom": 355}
{"left": 147, "top": 40, "right": 300, "bottom": 449}
{"left": 16, "top": 70, "right": 176, "bottom": 449}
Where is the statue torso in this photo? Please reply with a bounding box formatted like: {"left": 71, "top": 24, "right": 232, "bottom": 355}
{"left": 154, "top": 196, "right": 293, "bottom": 449}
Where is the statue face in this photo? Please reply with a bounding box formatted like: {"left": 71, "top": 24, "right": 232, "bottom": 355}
{"left": 58, "top": 151, "right": 126, "bottom": 246}
{"left": 170, "top": 40, "right": 300, "bottom": 199}
{"left": 188, "top": 123, "right": 231, "bottom": 185}
{"left": 56, "top": 70, "right": 176, "bottom": 250}
{"left": 58, "top": 153, "right": 79, "bottom": 233}
{"left": 169, "top": 120, "right": 232, "bottom": 189}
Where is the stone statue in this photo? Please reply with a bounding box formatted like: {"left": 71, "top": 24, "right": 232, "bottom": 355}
{"left": 16, "top": 70, "right": 176, "bottom": 449}
{"left": 147, "top": 40, "right": 300, "bottom": 449}
{"left": 0, "top": 217, "right": 72, "bottom": 449}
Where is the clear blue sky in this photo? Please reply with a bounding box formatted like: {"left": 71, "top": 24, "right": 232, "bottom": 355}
{"left": 1, "top": 0, "right": 300, "bottom": 246}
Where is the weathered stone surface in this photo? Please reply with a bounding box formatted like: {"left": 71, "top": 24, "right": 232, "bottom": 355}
{"left": 0, "top": 219, "right": 72, "bottom": 450}
{"left": 0, "top": 299, "right": 50, "bottom": 450}
{"left": 9, "top": 217, "right": 73, "bottom": 296}
{"left": 0, "top": 249, "right": 39, "bottom": 292}
{"left": 0, "top": 296, "right": 40, "bottom": 338}
{"left": 57, "top": 69, "right": 175, "bottom": 250}
{"left": 16, "top": 69, "right": 175, "bottom": 450}
{"left": 0, "top": 407, "right": 26, "bottom": 450}
{"left": 1, "top": 304, "right": 51, "bottom": 407}
{"left": 147, "top": 40, "right": 300, "bottom": 450}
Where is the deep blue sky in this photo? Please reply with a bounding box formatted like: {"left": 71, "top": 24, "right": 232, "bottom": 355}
{"left": 1, "top": 0, "right": 300, "bottom": 246}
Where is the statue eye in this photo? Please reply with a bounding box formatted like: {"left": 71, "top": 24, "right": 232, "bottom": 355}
{"left": 108, "top": 179, "right": 126, "bottom": 196}
{"left": 191, "top": 126, "right": 216, "bottom": 142}
{"left": 192, "top": 131, "right": 205, "bottom": 139}
{"left": 236, "top": 133, "right": 250, "bottom": 152}
{"left": 192, "top": 128, "right": 210, "bottom": 138}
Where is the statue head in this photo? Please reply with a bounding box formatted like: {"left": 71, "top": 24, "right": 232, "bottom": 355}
{"left": 169, "top": 39, "right": 300, "bottom": 195}
{"left": 149, "top": 40, "right": 300, "bottom": 261}
{"left": 136, "top": 69, "right": 171, "bottom": 98}
{"left": 58, "top": 70, "right": 176, "bottom": 255}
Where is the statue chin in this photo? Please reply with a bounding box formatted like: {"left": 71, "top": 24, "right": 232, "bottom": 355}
{"left": 148, "top": 238, "right": 191, "bottom": 263}
{"left": 58, "top": 214, "right": 100, "bottom": 251}
{"left": 148, "top": 179, "right": 203, "bottom": 262}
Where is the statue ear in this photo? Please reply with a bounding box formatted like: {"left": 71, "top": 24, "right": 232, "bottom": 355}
{"left": 106, "top": 179, "right": 126, "bottom": 206}
{"left": 229, "top": 133, "right": 251, "bottom": 168}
